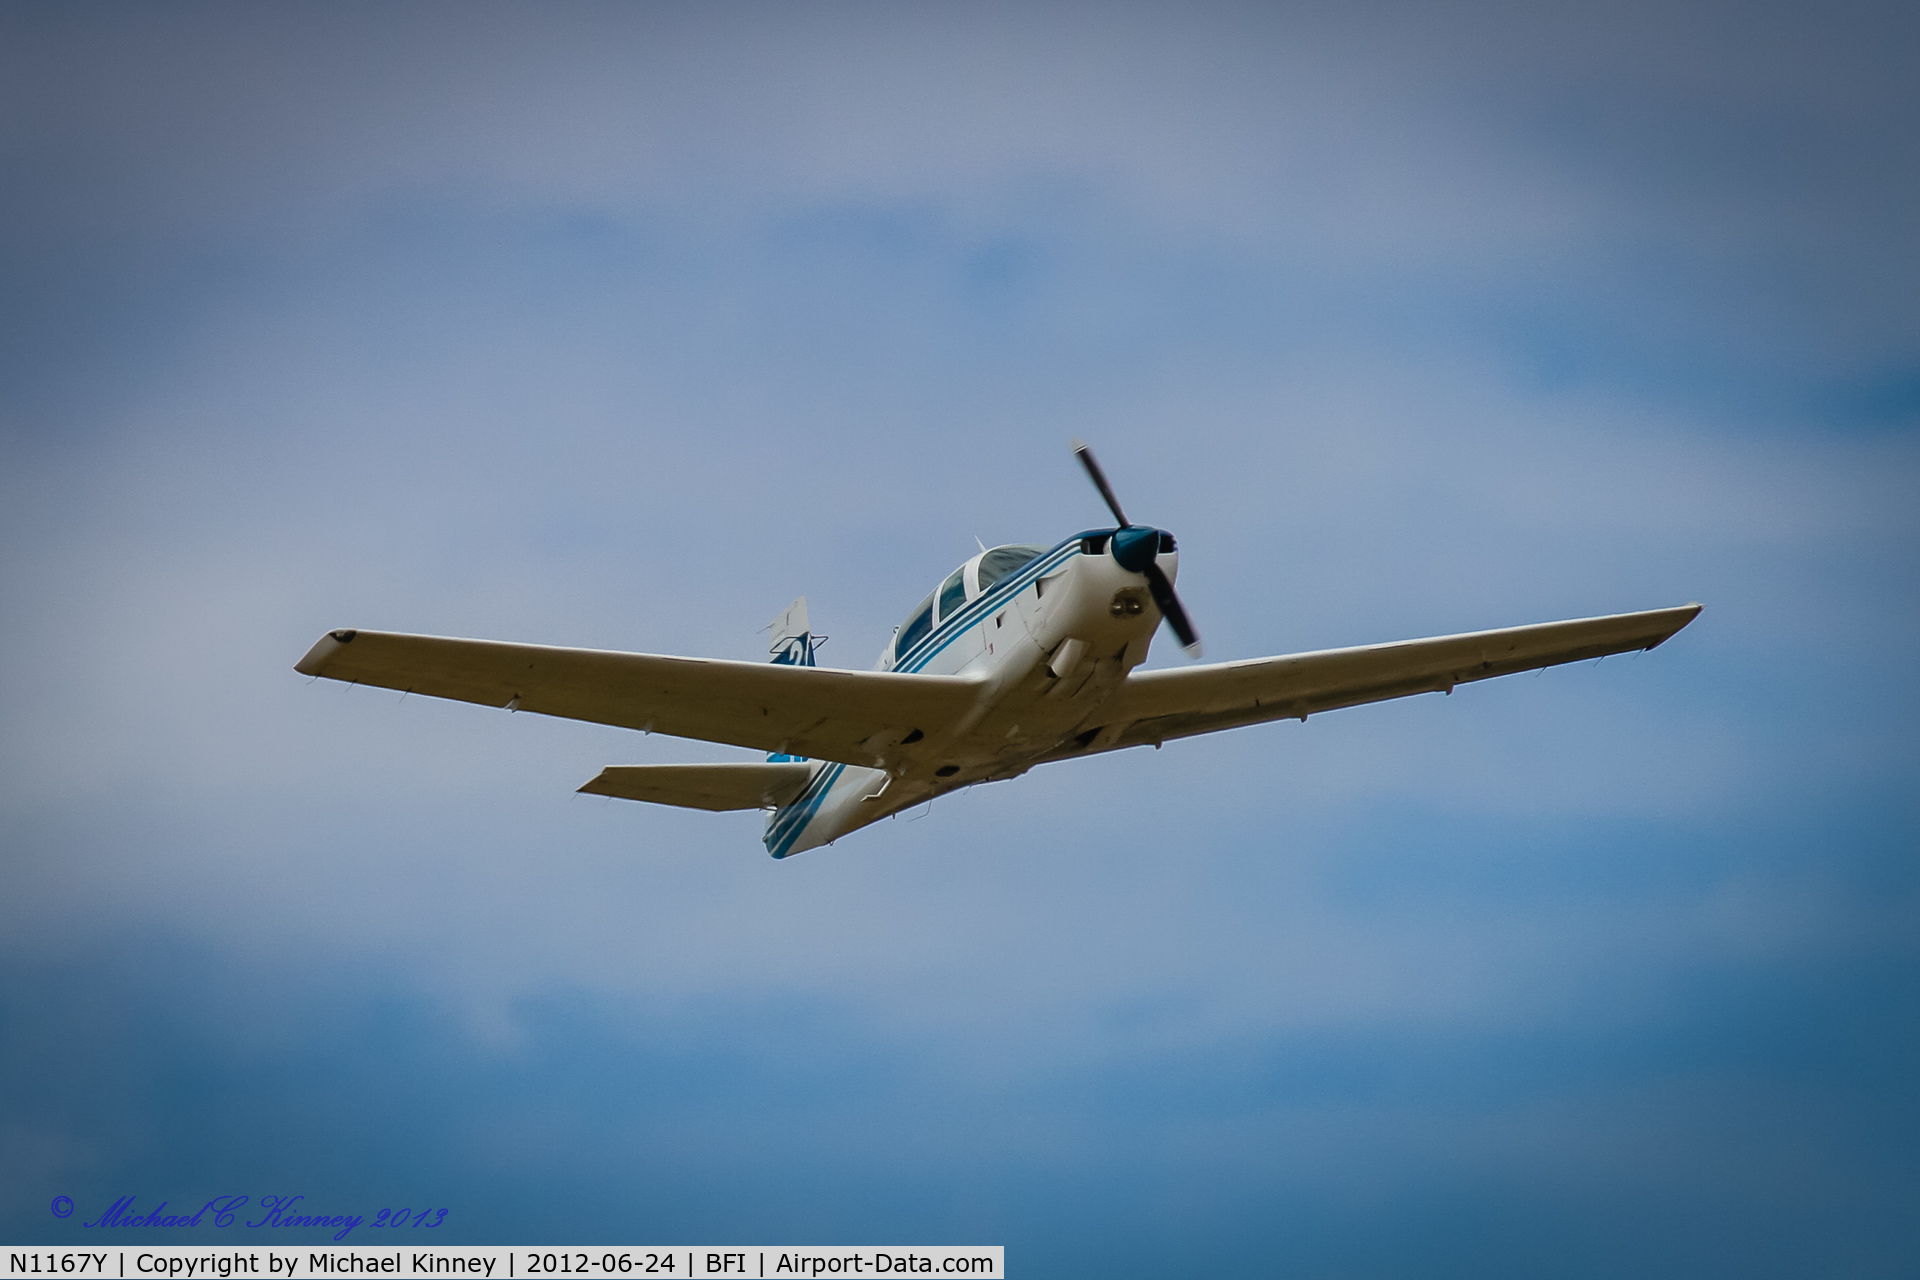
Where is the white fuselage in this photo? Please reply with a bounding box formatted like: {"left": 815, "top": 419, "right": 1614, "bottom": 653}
{"left": 765, "top": 535, "right": 1177, "bottom": 856}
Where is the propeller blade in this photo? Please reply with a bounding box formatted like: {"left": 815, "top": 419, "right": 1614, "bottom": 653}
{"left": 1143, "top": 561, "right": 1202, "bottom": 657}
{"left": 1070, "top": 438, "right": 1130, "bottom": 528}
{"left": 1071, "top": 439, "right": 1202, "bottom": 658}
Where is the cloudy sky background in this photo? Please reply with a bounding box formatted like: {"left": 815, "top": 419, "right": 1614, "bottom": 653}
{"left": 3, "top": 1, "right": 1917, "bottom": 1273}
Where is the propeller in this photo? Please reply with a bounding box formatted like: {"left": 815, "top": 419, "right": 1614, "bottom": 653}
{"left": 1070, "top": 439, "right": 1202, "bottom": 657}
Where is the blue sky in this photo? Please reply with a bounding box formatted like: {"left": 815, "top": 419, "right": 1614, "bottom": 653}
{"left": 2, "top": 2, "right": 1917, "bottom": 1274}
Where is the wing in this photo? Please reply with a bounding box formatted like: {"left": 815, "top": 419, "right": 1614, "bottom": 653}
{"left": 295, "top": 630, "right": 979, "bottom": 768}
{"left": 1060, "top": 604, "right": 1701, "bottom": 754}
{"left": 579, "top": 763, "right": 814, "bottom": 812}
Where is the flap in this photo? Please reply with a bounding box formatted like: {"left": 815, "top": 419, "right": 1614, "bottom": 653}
{"left": 579, "top": 763, "right": 815, "bottom": 812}
{"left": 295, "top": 629, "right": 980, "bottom": 769}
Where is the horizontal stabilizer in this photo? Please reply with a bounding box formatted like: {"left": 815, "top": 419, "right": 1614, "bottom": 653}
{"left": 579, "top": 762, "right": 814, "bottom": 812}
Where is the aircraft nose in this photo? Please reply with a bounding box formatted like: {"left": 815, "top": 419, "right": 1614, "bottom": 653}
{"left": 1110, "top": 524, "right": 1165, "bottom": 574}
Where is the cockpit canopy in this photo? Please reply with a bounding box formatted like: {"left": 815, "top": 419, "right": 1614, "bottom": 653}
{"left": 888, "top": 543, "right": 1049, "bottom": 669}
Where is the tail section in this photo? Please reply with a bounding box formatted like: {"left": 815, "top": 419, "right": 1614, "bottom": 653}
{"left": 767, "top": 596, "right": 816, "bottom": 765}
{"left": 768, "top": 596, "right": 818, "bottom": 668}
{"left": 765, "top": 595, "right": 827, "bottom": 855}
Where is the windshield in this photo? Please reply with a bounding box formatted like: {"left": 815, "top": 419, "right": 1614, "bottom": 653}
{"left": 976, "top": 544, "right": 1048, "bottom": 595}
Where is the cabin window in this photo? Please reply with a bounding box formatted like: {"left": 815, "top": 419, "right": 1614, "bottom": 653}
{"left": 937, "top": 566, "right": 967, "bottom": 621}
{"left": 896, "top": 593, "right": 936, "bottom": 662}
{"left": 976, "top": 544, "right": 1047, "bottom": 596}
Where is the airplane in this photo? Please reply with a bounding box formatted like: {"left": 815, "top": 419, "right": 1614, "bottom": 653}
{"left": 295, "top": 442, "right": 1701, "bottom": 859}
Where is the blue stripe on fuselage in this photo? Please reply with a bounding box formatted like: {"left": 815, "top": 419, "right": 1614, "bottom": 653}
{"left": 763, "top": 535, "right": 1087, "bottom": 857}
{"left": 765, "top": 761, "right": 847, "bottom": 858}
{"left": 892, "top": 537, "right": 1082, "bottom": 673}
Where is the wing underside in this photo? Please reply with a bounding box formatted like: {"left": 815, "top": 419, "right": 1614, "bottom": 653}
{"left": 294, "top": 630, "right": 980, "bottom": 768}
{"left": 1051, "top": 604, "right": 1702, "bottom": 757}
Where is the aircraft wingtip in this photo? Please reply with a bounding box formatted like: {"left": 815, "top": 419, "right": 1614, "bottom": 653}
{"left": 294, "top": 628, "right": 358, "bottom": 676}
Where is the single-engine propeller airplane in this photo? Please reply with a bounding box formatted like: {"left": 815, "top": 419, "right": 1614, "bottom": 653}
{"left": 296, "top": 442, "right": 1700, "bottom": 858}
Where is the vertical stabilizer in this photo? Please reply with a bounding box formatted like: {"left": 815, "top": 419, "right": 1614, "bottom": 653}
{"left": 768, "top": 596, "right": 815, "bottom": 667}
{"left": 767, "top": 596, "right": 818, "bottom": 773}
{"left": 764, "top": 598, "right": 826, "bottom": 833}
